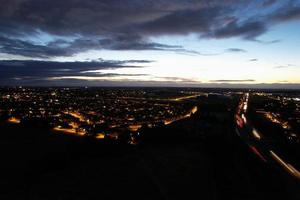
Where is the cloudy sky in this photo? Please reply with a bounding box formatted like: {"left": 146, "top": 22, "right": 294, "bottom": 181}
{"left": 0, "top": 0, "right": 300, "bottom": 88}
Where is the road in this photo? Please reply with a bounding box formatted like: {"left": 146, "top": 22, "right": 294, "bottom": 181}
{"left": 235, "top": 93, "right": 300, "bottom": 198}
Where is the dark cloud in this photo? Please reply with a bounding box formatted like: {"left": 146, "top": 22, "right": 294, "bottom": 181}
{"left": 157, "top": 77, "right": 199, "bottom": 83}
{"left": 274, "top": 65, "right": 287, "bottom": 69}
{"left": 210, "top": 79, "right": 255, "bottom": 82}
{"left": 90, "top": 36, "right": 192, "bottom": 52}
{"left": 271, "top": 5, "right": 300, "bottom": 22}
{"left": 136, "top": 7, "right": 226, "bottom": 36}
{"left": 0, "top": 36, "right": 74, "bottom": 58}
{"left": 226, "top": 48, "right": 247, "bottom": 53}
{"left": 0, "top": 33, "right": 203, "bottom": 58}
{"left": 262, "top": 0, "right": 277, "bottom": 7}
{"left": 210, "top": 20, "right": 267, "bottom": 40}
{"left": 260, "top": 39, "right": 281, "bottom": 44}
{"left": 274, "top": 64, "right": 298, "bottom": 69}
{"left": 202, "top": 83, "right": 300, "bottom": 89}
{"left": 249, "top": 58, "right": 258, "bottom": 61}
{"left": 0, "top": 0, "right": 299, "bottom": 58}
{"left": 0, "top": 59, "right": 149, "bottom": 84}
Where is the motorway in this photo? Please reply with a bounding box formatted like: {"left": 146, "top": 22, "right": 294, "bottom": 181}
{"left": 235, "top": 93, "right": 300, "bottom": 181}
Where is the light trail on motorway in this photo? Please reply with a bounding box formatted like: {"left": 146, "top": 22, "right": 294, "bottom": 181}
{"left": 235, "top": 93, "right": 300, "bottom": 180}
{"left": 252, "top": 128, "right": 261, "bottom": 140}
{"left": 270, "top": 151, "right": 300, "bottom": 179}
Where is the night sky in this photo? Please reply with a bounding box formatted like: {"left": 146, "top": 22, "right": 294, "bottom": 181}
{"left": 0, "top": 0, "right": 300, "bottom": 88}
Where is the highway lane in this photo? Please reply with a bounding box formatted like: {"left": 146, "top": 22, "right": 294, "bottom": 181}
{"left": 235, "top": 93, "right": 300, "bottom": 180}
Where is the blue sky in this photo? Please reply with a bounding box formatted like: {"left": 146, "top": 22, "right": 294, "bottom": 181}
{"left": 0, "top": 0, "right": 300, "bottom": 88}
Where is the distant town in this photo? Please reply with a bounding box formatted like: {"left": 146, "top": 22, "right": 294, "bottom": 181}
{"left": 0, "top": 87, "right": 203, "bottom": 143}
{"left": 0, "top": 87, "right": 299, "bottom": 199}
{"left": 1, "top": 87, "right": 299, "bottom": 144}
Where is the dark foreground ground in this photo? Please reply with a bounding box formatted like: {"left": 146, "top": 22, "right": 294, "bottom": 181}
{"left": 0, "top": 99, "right": 299, "bottom": 200}
{"left": 0, "top": 126, "right": 296, "bottom": 200}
